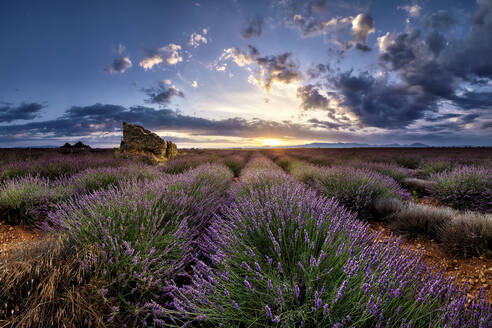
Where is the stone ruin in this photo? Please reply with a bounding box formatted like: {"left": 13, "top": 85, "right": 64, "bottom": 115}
{"left": 118, "top": 122, "right": 178, "bottom": 163}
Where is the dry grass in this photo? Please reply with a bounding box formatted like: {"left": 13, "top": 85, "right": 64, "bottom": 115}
{"left": 0, "top": 235, "right": 108, "bottom": 328}
{"left": 388, "top": 203, "right": 454, "bottom": 241}
{"left": 442, "top": 212, "right": 492, "bottom": 258}
{"left": 401, "top": 178, "right": 437, "bottom": 195}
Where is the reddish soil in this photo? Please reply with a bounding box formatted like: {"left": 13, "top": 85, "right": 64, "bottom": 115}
{"left": 370, "top": 222, "right": 492, "bottom": 302}
{"left": 415, "top": 196, "right": 442, "bottom": 207}
{"left": 0, "top": 220, "right": 42, "bottom": 256}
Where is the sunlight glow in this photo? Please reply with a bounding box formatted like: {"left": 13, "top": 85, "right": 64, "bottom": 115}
{"left": 262, "top": 138, "right": 283, "bottom": 147}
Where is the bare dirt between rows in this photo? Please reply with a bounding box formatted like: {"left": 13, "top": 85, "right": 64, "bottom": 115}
{"left": 0, "top": 220, "right": 42, "bottom": 257}
{"left": 369, "top": 222, "right": 492, "bottom": 303}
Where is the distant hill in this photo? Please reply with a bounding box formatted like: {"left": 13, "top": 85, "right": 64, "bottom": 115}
{"left": 284, "top": 142, "right": 431, "bottom": 148}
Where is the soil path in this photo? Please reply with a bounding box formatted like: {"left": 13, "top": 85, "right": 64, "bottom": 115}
{"left": 0, "top": 220, "right": 42, "bottom": 256}
{"left": 370, "top": 222, "right": 492, "bottom": 303}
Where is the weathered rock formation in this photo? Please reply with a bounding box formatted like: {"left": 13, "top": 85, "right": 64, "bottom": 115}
{"left": 119, "top": 122, "right": 178, "bottom": 162}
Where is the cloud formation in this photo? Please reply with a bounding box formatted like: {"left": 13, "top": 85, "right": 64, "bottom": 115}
{"left": 298, "top": 0, "right": 492, "bottom": 131}
{"left": 351, "top": 13, "right": 374, "bottom": 43}
{"left": 139, "top": 43, "right": 183, "bottom": 70}
{"left": 142, "top": 82, "right": 184, "bottom": 106}
{"left": 398, "top": 5, "right": 422, "bottom": 17}
{"left": 0, "top": 102, "right": 44, "bottom": 123}
{"left": 139, "top": 55, "right": 163, "bottom": 70}
{"left": 1, "top": 102, "right": 490, "bottom": 147}
{"left": 105, "top": 56, "right": 132, "bottom": 74}
{"left": 424, "top": 10, "right": 456, "bottom": 30}
{"left": 217, "top": 46, "right": 302, "bottom": 91}
{"left": 240, "top": 15, "right": 264, "bottom": 38}
{"left": 189, "top": 29, "right": 208, "bottom": 48}
{"left": 0, "top": 103, "right": 318, "bottom": 141}
{"left": 292, "top": 14, "right": 353, "bottom": 37}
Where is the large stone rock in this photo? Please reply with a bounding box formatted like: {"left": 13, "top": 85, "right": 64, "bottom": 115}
{"left": 119, "top": 122, "right": 178, "bottom": 162}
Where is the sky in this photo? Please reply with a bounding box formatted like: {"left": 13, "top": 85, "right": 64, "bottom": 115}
{"left": 1, "top": 0, "right": 492, "bottom": 148}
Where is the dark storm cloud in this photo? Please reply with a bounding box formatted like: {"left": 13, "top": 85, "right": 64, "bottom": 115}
{"left": 355, "top": 42, "right": 371, "bottom": 52}
{"left": 379, "top": 29, "right": 421, "bottom": 70}
{"left": 481, "top": 121, "right": 492, "bottom": 129}
{"left": 425, "top": 10, "right": 456, "bottom": 30}
{"left": 299, "top": 0, "right": 492, "bottom": 130}
{"left": 105, "top": 56, "right": 132, "bottom": 74}
{"left": 425, "top": 31, "right": 446, "bottom": 56}
{"left": 142, "top": 83, "right": 184, "bottom": 106}
{"left": 0, "top": 102, "right": 44, "bottom": 123}
{"left": 256, "top": 52, "right": 303, "bottom": 90}
{"left": 240, "top": 15, "right": 264, "bottom": 39}
{"left": 0, "top": 103, "right": 313, "bottom": 141}
{"left": 1, "top": 103, "right": 490, "bottom": 147}
{"left": 425, "top": 113, "right": 461, "bottom": 122}
{"left": 307, "top": 118, "right": 343, "bottom": 129}
{"left": 329, "top": 71, "right": 439, "bottom": 128}
{"left": 217, "top": 46, "right": 302, "bottom": 90}
{"left": 306, "top": 63, "right": 330, "bottom": 79}
{"left": 296, "top": 84, "right": 330, "bottom": 110}
{"left": 473, "top": 0, "right": 492, "bottom": 25}
{"left": 451, "top": 92, "right": 492, "bottom": 110}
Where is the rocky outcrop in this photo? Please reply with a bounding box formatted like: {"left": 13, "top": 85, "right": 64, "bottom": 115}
{"left": 119, "top": 122, "right": 178, "bottom": 162}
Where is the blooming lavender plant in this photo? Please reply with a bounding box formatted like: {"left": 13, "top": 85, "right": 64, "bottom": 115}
{"left": 69, "top": 164, "right": 161, "bottom": 194}
{"left": 431, "top": 166, "right": 492, "bottom": 213}
{"left": 46, "top": 163, "right": 233, "bottom": 326}
{"left": 0, "top": 175, "right": 73, "bottom": 225}
{"left": 292, "top": 164, "right": 410, "bottom": 219}
{"left": 0, "top": 151, "right": 128, "bottom": 180}
{"left": 352, "top": 161, "right": 413, "bottom": 183}
{"left": 171, "top": 159, "right": 492, "bottom": 327}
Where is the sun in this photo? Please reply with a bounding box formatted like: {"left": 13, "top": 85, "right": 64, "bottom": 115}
{"left": 262, "top": 138, "right": 282, "bottom": 147}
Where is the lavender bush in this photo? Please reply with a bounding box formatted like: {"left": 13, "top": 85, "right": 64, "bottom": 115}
{"left": 431, "top": 166, "right": 492, "bottom": 213}
{"left": 353, "top": 162, "right": 413, "bottom": 183}
{"left": 293, "top": 165, "right": 410, "bottom": 219}
{"left": 46, "top": 163, "right": 233, "bottom": 326}
{"left": 419, "top": 160, "right": 454, "bottom": 178}
{"left": 69, "top": 164, "right": 161, "bottom": 194}
{"left": 0, "top": 152, "right": 127, "bottom": 180}
{"left": 0, "top": 176, "right": 73, "bottom": 225}
{"left": 171, "top": 165, "right": 492, "bottom": 327}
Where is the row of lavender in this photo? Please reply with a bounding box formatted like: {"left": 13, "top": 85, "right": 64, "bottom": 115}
{"left": 2, "top": 154, "right": 492, "bottom": 326}
{"left": 267, "top": 149, "right": 492, "bottom": 214}
{"left": 272, "top": 155, "right": 492, "bottom": 257}
{"left": 0, "top": 164, "right": 162, "bottom": 225}
{"left": 0, "top": 163, "right": 234, "bottom": 327}
{"left": 0, "top": 150, "right": 250, "bottom": 226}
{"left": 265, "top": 148, "right": 492, "bottom": 172}
{"left": 170, "top": 156, "right": 492, "bottom": 327}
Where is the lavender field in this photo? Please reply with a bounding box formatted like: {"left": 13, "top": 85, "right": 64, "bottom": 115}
{"left": 1, "top": 148, "right": 492, "bottom": 327}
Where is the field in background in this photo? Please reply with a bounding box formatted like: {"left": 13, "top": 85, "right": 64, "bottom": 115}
{"left": 0, "top": 147, "right": 491, "bottom": 327}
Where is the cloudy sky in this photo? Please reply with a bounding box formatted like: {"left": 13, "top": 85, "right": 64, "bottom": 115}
{"left": 1, "top": 0, "right": 492, "bottom": 148}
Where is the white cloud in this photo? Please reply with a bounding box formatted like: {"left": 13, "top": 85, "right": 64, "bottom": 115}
{"left": 218, "top": 48, "right": 254, "bottom": 67}
{"left": 351, "top": 13, "right": 375, "bottom": 43}
{"left": 216, "top": 63, "right": 227, "bottom": 71}
{"left": 191, "top": 80, "right": 198, "bottom": 88}
{"left": 160, "top": 43, "right": 183, "bottom": 65}
{"left": 377, "top": 32, "right": 395, "bottom": 52}
{"left": 139, "top": 55, "right": 163, "bottom": 70}
{"left": 188, "top": 32, "right": 208, "bottom": 48}
{"left": 399, "top": 4, "right": 422, "bottom": 17}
